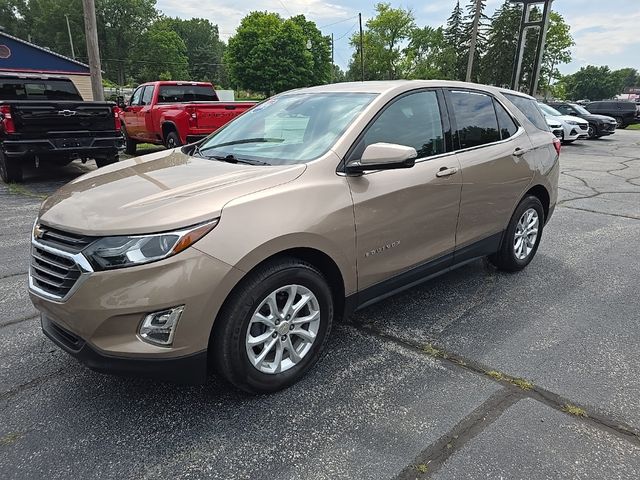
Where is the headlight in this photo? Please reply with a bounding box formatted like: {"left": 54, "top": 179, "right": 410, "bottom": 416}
{"left": 83, "top": 219, "right": 218, "bottom": 270}
{"left": 565, "top": 120, "right": 578, "bottom": 125}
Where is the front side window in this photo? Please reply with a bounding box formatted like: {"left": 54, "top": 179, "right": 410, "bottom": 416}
{"left": 130, "top": 87, "right": 143, "bottom": 106}
{"left": 197, "top": 92, "right": 376, "bottom": 165}
{"left": 450, "top": 91, "right": 500, "bottom": 149}
{"left": 504, "top": 93, "right": 548, "bottom": 131}
{"left": 353, "top": 90, "right": 445, "bottom": 160}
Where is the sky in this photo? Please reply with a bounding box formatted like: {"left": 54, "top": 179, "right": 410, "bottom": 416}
{"left": 156, "top": 0, "right": 640, "bottom": 75}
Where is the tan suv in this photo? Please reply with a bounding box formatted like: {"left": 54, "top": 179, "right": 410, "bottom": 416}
{"left": 29, "top": 81, "right": 559, "bottom": 393}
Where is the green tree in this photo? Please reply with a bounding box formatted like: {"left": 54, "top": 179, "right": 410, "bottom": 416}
{"left": 133, "top": 24, "right": 189, "bottom": 82}
{"left": 612, "top": 68, "right": 639, "bottom": 93}
{"left": 560, "top": 65, "right": 621, "bottom": 100}
{"left": 290, "top": 15, "right": 332, "bottom": 85}
{"left": 0, "top": 0, "right": 26, "bottom": 35}
{"left": 155, "top": 17, "right": 226, "bottom": 84}
{"left": 346, "top": 3, "right": 415, "bottom": 80}
{"left": 444, "top": 1, "right": 466, "bottom": 80}
{"left": 404, "top": 26, "right": 456, "bottom": 80}
{"left": 460, "top": 0, "right": 489, "bottom": 82}
{"left": 539, "top": 12, "right": 574, "bottom": 92}
{"left": 225, "top": 12, "right": 316, "bottom": 96}
{"left": 480, "top": 0, "right": 521, "bottom": 86}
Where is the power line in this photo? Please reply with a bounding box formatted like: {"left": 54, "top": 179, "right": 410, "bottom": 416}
{"left": 318, "top": 15, "right": 359, "bottom": 29}
{"left": 278, "top": 0, "right": 292, "bottom": 16}
{"left": 334, "top": 21, "right": 359, "bottom": 42}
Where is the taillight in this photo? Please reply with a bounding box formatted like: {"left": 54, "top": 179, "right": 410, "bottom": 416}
{"left": 0, "top": 104, "right": 16, "bottom": 134}
{"left": 187, "top": 106, "right": 197, "bottom": 127}
{"left": 552, "top": 137, "right": 561, "bottom": 155}
{"left": 112, "top": 106, "right": 122, "bottom": 131}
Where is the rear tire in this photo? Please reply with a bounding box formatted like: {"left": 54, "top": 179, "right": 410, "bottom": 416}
{"left": 0, "top": 150, "right": 23, "bottom": 183}
{"left": 165, "top": 131, "right": 182, "bottom": 149}
{"left": 95, "top": 155, "right": 119, "bottom": 169}
{"left": 489, "top": 195, "right": 544, "bottom": 272}
{"left": 121, "top": 125, "right": 137, "bottom": 155}
{"left": 212, "top": 257, "right": 333, "bottom": 394}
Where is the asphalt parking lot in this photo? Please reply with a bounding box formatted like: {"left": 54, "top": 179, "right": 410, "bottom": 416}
{"left": 1, "top": 133, "right": 639, "bottom": 479}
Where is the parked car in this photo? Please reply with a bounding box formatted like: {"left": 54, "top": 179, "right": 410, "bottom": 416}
{"left": 584, "top": 100, "right": 639, "bottom": 129}
{"left": 538, "top": 102, "right": 589, "bottom": 143}
{"left": 547, "top": 101, "right": 617, "bottom": 139}
{"left": 0, "top": 72, "right": 123, "bottom": 183}
{"left": 119, "top": 81, "right": 256, "bottom": 154}
{"left": 30, "top": 80, "right": 559, "bottom": 393}
{"left": 545, "top": 116, "right": 564, "bottom": 140}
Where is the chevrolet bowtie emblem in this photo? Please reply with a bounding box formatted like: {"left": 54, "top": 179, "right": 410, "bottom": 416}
{"left": 57, "top": 109, "right": 77, "bottom": 116}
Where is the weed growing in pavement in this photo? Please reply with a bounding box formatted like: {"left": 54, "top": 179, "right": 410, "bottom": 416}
{"left": 415, "top": 463, "right": 429, "bottom": 474}
{"left": 7, "top": 183, "right": 46, "bottom": 199}
{"left": 562, "top": 404, "right": 588, "bottom": 417}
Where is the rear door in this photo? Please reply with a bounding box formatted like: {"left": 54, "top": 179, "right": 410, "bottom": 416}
{"left": 446, "top": 89, "right": 534, "bottom": 256}
{"left": 347, "top": 89, "right": 462, "bottom": 292}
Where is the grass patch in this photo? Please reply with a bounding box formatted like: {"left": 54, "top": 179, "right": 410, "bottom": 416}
{"left": 485, "top": 370, "right": 533, "bottom": 390}
{"left": 627, "top": 124, "right": 640, "bottom": 130}
{"left": 7, "top": 183, "right": 46, "bottom": 199}
{"left": 0, "top": 432, "right": 23, "bottom": 445}
{"left": 415, "top": 463, "right": 429, "bottom": 474}
{"left": 562, "top": 404, "right": 587, "bottom": 417}
{"left": 423, "top": 343, "right": 446, "bottom": 358}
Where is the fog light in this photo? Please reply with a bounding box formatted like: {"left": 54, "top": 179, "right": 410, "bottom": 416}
{"left": 139, "top": 306, "right": 184, "bottom": 346}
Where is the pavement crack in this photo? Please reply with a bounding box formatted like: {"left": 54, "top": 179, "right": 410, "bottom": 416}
{"left": 0, "top": 313, "right": 39, "bottom": 330}
{"left": 0, "top": 365, "right": 75, "bottom": 404}
{"left": 395, "top": 388, "right": 520, "bottom": 479}
{"left": 349, "top": 322, "right": 640, "bottom": 450}
{"left": 559, "top": 205, "right": 640, "bottom": 221}
{"left": 0, "top": 271, "right": 28, "bottom": 280}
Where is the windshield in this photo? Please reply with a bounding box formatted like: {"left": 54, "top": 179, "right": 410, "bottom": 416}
{"left": 538, "top": 103, "right": 562, "bottom": 116}
{"left": 570, "top": 104, "right": 590, "bottom": 115}
{"left": 196, "top": 92, "right": 376, "bottom": 165}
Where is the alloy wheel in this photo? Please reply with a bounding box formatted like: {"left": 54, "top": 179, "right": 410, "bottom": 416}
{"left": 514, "top": 208, "right": 539, "bottom": 260}
{"left": 245, "top": 284, "right": 321, "bottom": 374}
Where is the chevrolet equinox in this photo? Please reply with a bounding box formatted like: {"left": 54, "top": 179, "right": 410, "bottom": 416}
{"left": 29, "top": 81, "right": 559, "bottom": 393}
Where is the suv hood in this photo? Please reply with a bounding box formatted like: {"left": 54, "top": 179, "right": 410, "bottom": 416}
{"left": 38, "top": 149, "right": 306, "bottom": 236}
{"left": 558, "top": 114, "right": 588, "bottom": 125}
{"left": 580, "top": 113, "right": 616, "bottom": 123}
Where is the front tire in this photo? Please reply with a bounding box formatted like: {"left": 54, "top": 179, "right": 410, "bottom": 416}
{"left": 121, "top": 125, "right": 137, "bottom": 155}
{"left": 0, "top": 150, "right": 23, "bottom": 183}
{"left": 587, "top": 123, "right": 598, "bottom": 139}
{"left": 165, "top": 131, "right": 182, "bottom": 149}
{"left": 212, "top": 258, "right": 333, "bottom": 394}
{"left": 489, "top": 195, "right": 544, "bottom": 272}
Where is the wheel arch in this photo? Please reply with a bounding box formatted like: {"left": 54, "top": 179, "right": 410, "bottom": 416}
{"left": 524, "top": 184, "right": 550, "bottom": 222}
{"left": 161, "top": 121, "right": 178, "bottom": 142}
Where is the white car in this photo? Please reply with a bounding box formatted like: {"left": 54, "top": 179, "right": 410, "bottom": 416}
{"left": 544, "top": 116, "right": 564, "bottom": 140}
{"left": 538, "top": 103, "right": 589, "bottom": 143}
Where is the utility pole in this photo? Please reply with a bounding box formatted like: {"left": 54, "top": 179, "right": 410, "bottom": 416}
{"left": 331, "top": 33, "right": 334, "bottom": 83}
{"left": 358, "top": 13, "right": 365, "bottom": 82}
{"left": 465, "top": 0, "right": 482, "bottom": 82}
{"left": 82, "top": 0, "right": 104, "bottom": 101}
{"left": 65, "top": 15, "right": 75, "bottom": 60}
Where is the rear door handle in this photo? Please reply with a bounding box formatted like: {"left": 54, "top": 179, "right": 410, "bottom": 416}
{"left": 436, "top": 166, "right": 458, "bottom": 177}
{"left": 513, "top": 147, "right": 528, "bottom": 157}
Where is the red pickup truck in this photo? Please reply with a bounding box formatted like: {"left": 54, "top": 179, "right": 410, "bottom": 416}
{"left": 120, "top": 81, "right": 256, "bottom": 154}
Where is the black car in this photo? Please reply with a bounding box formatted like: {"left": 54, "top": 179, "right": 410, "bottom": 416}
{"left": 0, "top": 73, "right": 124, "bottom": 183}
{"left": 585, "top": 100, "right": 639, "bottom": 129}
{"left": 548, "top": 102, "right": 617, "bottom": 139}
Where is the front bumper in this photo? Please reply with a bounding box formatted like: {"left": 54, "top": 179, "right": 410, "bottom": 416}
{"left": 3, "top": 133, "right": 124, "bottom": 159}
{"left": 42, "top": 315, "right": 208, "bottom": 383}
{"left": 30, "top": 244, "right": 245, "bottom": 382}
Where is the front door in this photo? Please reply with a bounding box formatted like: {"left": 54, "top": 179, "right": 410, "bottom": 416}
{"left": 347, "top": 89, "right": 462, "bottom": 292}
{"left": 122, "top": 86, "right": 144, "bottom": 139}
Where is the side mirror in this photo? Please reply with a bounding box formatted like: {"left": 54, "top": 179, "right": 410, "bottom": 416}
{"left": 346, "top": 142, "right": 417, "bottom": 174}
{"left": 116, "top": 96, "right": 126, "bottom": 109}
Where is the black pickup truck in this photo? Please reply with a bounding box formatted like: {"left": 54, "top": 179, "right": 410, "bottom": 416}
{"left": 0, "top": 73, "right": 124, "bottom": 183}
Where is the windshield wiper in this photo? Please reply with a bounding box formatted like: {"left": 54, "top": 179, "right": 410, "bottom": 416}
{"left": 200, "top": 137, "right": 284, "bottom": 150}
{"left": 209, "top": 154, "right": 271, "bottom": 166}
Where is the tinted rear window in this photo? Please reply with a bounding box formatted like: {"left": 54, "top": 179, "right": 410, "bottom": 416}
{"left": 494, "top": 101, "right": 519, "bottom": 139}
{"left": 450, "top": 91, "right": 500, "bottom": 149}
{"left": 0, "top": 79, "right": 82, "bottom": 100}
{"left": 503, "top": 93, "right": 548, "bottom": 131}
{"left": 157, "top": 85, "right": 218, "bottom": 103}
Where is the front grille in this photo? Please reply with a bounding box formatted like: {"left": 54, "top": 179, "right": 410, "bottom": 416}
{"left": 553, "top": 129, "right": 563, "bottom": 138}
{"left": 579, "top": 124, "right": 588, "bottom": 131}
{"left": 37, "top": 225, "right": 95, "bottom": 253}
{"left": 30, "top": 246, "right": 82, "bottom": 298}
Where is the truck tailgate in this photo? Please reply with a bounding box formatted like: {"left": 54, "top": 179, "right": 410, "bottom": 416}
{"left": 190, "top": 102, "right": 255, "bottom": 131}
{"left": 8, "top": 101, "right": 116, "bottom": 135}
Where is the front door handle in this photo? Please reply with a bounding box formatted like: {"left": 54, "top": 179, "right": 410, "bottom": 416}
{"left": 436, "top": 166, "right": 458, "bottom": 177}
